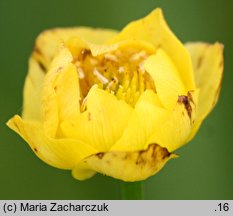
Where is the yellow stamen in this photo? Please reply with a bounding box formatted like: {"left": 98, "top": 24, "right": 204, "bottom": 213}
{"left": 74, "top": 47, "right": 155, "bottom": 107}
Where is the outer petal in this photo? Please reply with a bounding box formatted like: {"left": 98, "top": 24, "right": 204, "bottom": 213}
{"left": 185, "top": 42, "right": 224, "bottom": 120}
{"left": 41, "top": 47, "right": 80, "bottom": 137}
{"left": 144, "top": 49, "right": 186, "bottom": 109}
{"left": 22, "top": 57, "right": 45, "bottom": 120}
{"left": 52, "top": 64, "right": 80, "bottom": 122}
{"left": 61, "top": 86, "right": 133, "bottom": 151}
{"left": 7, "top": 115, "right": 97, "bottom": 169}
{"left": 72, "top": 143, "right": 177, "bottom": 181}
{"left": 108, "top": 8, "right": 195, "bottom": 90}
{"left": 185, "top": 42, "right": 223, "bottom": 141}
{"left": 111, "top": 90, "right": 168, "bottom": 151}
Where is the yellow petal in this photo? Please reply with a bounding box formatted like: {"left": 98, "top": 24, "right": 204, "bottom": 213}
{"left": 136, "top": 89, "right": 163, "bottom": 107}
{"left": 185, "top": 42, "right": 224, "bottom": 120}
{"left": 61, "top": 86, "right": 133, "bottom": 151}
{"left": 89, "top": 39, "right": 156, "bottom": 57}
{"left": 7, "top": 115, "right": 97, "bottom": 169}
{"left": 52, "top": 63, "right": 80, "bottom": 122}
{"left": 111, "top": 90, "right": 168, "bottom": 151}
{"left": 108, "top": 8, "right": 195, "bottom": 90}
{"left": 41, "top": 47, "right": 75, "bottom": 137}
{"left": 66, "top": 36, "right": 90, "bottom": 57}
{"left": 149, "top": 90, "right": 199, "bottom": 152}
{"left": 67, "top": 27, "right": 118, "bottom": 44}
{"left": 186, "top": 119, "right": 202, "bottom": 142}
{"left": 22, "top": 57, "right": 45, "bottom": 120}
{"left": 89, "top": 43, "right": 118, "bottom": 56}
{"left": 33, "top": 27, "right": 118, "bottom": 70}
{"left": 72, "top": 144, "right": 177, "bottom": 181}
{"left": 144, "top": 49, "right": 186, "bottom": 109}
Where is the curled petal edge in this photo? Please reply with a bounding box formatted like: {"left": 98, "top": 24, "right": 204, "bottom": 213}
{"left": 72, "top": 143, "right": 177, "bottom": 182}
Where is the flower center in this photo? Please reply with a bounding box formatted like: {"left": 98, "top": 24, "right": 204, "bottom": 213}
{"left": 72, "top": 46, "right": 155, "bottom": 107}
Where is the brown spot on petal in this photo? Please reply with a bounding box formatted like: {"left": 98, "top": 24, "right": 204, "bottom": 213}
{"left": 219, "top": 59, "right": 223, "bottom": 68}
{"left": 80, "top": 49, "right": 91, "bottom": 60}
{"left": 56, "top": 66, "right": 63, "bottom": 73}
{"left": 196, "top": 56, "right": 203, "bottom": 69}
{"left": 213, "top": 50, "right": 224, "bottom": 107}
{"left": 34, "top": 46, "right": 42, "bottom": 55}
{"left": 38, "top": 61, "right": 46, "bottom": 73}
{"left": 178, "top": 95, "right": 188, "bottom": 104}
{"left": 178, "top": 95, "right": 192, "bottom": 119}
{"left": 157, "top": 43, "right": 161, "bottom": 49}
{"left": 151, "top": 144, "right": 158, "bottom": 159}
{"left": 187, "top": 91, "right": 194, "bottom": 104}
{"left": 136, "top": 150, "right": 146, "bottom": 165}
{"left": 111, "top": 153, "right": 118, "bottom": 158}
{"left": 96, "top": 152, "right": 104, "bottom": 159}
{"left": 160, "top": 147, "right": 170, "bottom": 160}
{"left": 78, "top": 143, "right": 176, "bottom": 181}
{"left": 33, "top": 46, "right": 47, "bottom": 73}
{"left": 34, "top": 148, "right": 38, "bottom": 153}
{"left": 124, "top": 154, "right": 130, "bottom": 160}
{"left": 213, "top": 73, "right": 223, "bottom": 107}
{"left": 88, "top": 112, "right": 92, "bottom": 121}
{"left": 133, "top": 144, "right": 170, "bottom": 166}
{"left": 13, "top": 121, "right": 20, "bottom": 132}
{"left": 149, "top": 144, "right": 170, "bottom": 161}
{"left": 54, "top": 85, "right": 58, "bottom": 92}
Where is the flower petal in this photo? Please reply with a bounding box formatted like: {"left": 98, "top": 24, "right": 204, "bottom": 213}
{"left": 144, "top": 49, "right": 186, "bottom": 109}
{"left": 22, "top": 57, "right": 45, "bottom": 120}
{"left": 108, "top": 8, "right": 195, "bottom": 90}
{"left": 7, "top": 115, "right": 97, "bottom": 169}
{"left": 52, "top": 64, "right": 80, "bottom": 122}
{"left": 33, "top": 27, "right": 118, "bottom": 70}
{"left": 136, "top": 88, "right": 163, "bottom": 107}
{"left": 111, "top": 90, "right": 168, "bottom": 151}
{"left": 185, "top": 42, "right": 224, "bottom": 120}
{"left": 72, "top": 144, "right": 177, "bottom": 181}
{"left": 89, "top": 39, "right": 156, "bottom": 57}
{"left": 41, "top": 47, "right": 78, "bottom": 137}
{"left": 61, "top": 86, "right": 133, "bottom": 151}
{"left": 148, "top": 90, "right": 199, "bottom": 152}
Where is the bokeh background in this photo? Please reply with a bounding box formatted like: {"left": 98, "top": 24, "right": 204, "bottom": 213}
{"left": 0, "top": 0, "right": 232, "bottom": 199}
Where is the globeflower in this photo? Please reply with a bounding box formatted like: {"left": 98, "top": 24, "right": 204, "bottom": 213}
{"left": 7, "top": 8, "right": 223, "bottom": 182}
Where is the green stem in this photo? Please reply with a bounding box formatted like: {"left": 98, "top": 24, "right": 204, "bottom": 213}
{"left": 120, "top": 181, "right": 144, "bottom": 200}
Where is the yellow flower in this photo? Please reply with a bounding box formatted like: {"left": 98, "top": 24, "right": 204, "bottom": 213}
{"left": 7, "top": 8, "right": 223, "bottom": 182}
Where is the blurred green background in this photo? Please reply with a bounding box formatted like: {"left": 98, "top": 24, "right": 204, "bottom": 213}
{"left": 0, "top": 0, "right": 232, "bottom": 199}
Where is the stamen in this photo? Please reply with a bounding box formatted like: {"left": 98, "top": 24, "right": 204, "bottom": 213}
{"left": 104, "top": 53, "right": 118, "bottom": 62}
{"left": 106, "top": 77, "right": 119, "bottom": 93}
{"left": 130, "top": 51, "right": 146, "bottom": 61}
{"left": 139, "top": 61, "right": 145, "bottom": 74}
{"left": 77, "top": 67, "right": 85, "bottom": 79}
{"left": 93, "top": 68, "right": 109, "bottom": 84}
{"left": 74, "top": 46, "right": 155, "bottom": 107}
{"left": 118, "top": 66, "right": 124, "bottom": 73}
